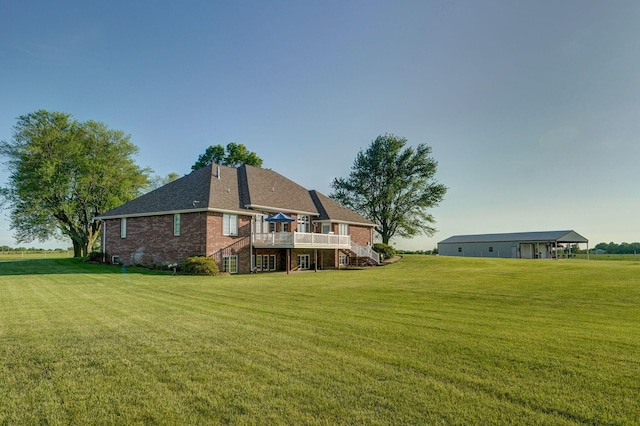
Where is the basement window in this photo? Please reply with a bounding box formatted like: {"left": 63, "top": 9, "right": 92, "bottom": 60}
{"left": 489, "top": 247, "right": 494, "bottom": 252}
{"left": 223, "top": 255, "right": 238, "bottom": 274}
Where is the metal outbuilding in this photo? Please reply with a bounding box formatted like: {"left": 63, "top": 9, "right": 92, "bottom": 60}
{"left": 438, "top": 230, "right": 589, "bottom": 259}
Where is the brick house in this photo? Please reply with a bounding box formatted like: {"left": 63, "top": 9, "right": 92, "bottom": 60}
{"left": 97, "top": 164, "right": 379, "bottom": 273}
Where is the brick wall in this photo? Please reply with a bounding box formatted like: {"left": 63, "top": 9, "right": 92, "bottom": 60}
{"left": 104, "top": 212, "right": 374, "bottom": 272}
{"left": 104, "top": 213, "right": 206, "bottom": 267}
{"left": 349, "top": 225, "right": 373, "bottom": 246}
{"left": 204, "top": 212, "right": 251, "bottom": 255}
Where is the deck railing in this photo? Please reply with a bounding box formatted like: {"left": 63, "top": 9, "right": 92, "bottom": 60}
{"left": 253, "top": 232, "right": 351, "bottom": 249}
{"left": 350, "top": 241, "right": 380, "bottom": 264}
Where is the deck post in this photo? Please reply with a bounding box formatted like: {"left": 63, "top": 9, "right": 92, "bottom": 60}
{"left": 286, "top": 249, "right": 290, "bottom": 274}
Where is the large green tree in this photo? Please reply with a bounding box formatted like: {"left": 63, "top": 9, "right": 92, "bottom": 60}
{"left": 191, "top": 142, "right": 263, "bottom": 171}
{"left": 147, "top": 172, "right": 180, "bottom": 192}
{"left": 0, "top": 110, "right": 150, "bottom": 257}
{"left": 330, "top": 134, "right": 447, "bottom": 244}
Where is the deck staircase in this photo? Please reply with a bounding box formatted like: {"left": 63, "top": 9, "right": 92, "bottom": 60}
{"left": 211, "top": 236, "right": 250, "bottom": 267}
{"left": 340, "top": 242, "right": 380, "bottom": 266}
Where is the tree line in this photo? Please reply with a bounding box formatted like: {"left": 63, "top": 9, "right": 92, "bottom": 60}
{"left": 0, "top": 246, "right": 69, "bottom": 252}
{"left": 593, "top": 242, "right": 640, "bottom": 254}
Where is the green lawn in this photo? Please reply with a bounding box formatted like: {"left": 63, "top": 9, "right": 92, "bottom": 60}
{"left": 0, "top": 256, "right": 638, "bottom": 424}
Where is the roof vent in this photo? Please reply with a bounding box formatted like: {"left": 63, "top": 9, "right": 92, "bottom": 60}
{"left": 216, "top": 165, "right": 221, "bottom": 180}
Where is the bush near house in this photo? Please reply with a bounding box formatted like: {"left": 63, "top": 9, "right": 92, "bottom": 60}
{"left": 182, "top": 255, "right": 220, "bottom": 276}
{"left": 373, "top": 243, "right": 395, "bottom": 260}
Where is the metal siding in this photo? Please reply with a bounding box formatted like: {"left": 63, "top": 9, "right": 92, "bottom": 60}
{"left": 438, "top": 241, "right": 518, "bottom": 258}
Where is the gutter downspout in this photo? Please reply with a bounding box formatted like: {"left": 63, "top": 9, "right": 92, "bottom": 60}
{"left": 102, "top": 220, "right": 106, "bottom": 263}
{"left": 250, "top": 216, "right": 254, "bottom": 273}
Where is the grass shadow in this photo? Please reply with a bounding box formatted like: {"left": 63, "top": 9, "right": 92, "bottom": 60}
{"left": 0, "top": 257, "right": 171, "bottom": 276}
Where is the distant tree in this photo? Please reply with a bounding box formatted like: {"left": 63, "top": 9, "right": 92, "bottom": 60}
{"left": 330, "top": 134, "right": 447, "bottom": 244}
{"left": 191, "top": 142, "right": 263, "bottom": 171}
{"left": 595, "top": 241, "right": 640, "bottom": 254}
{"left": 0, "top": 110, "right": 150, "bottom": 257}
{"left": 147, "top": 172, "right": 180, "bottom": 192}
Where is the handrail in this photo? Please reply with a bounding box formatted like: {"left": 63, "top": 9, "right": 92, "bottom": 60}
{"left": 211, "top": 236, "right": 250, "bottom": 266}
{"left": 350, "top": 241, "right": 380, "bottom": 264}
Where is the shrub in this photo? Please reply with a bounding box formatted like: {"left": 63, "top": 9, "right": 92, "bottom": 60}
{"left": 183, "top": 256, "right": 220, "bottom": 276}
{"left": 87, "top": 251, "right": 109, "bottom": 264}
{"left": 373, "top": 243, "right": 395, "bottom": 260}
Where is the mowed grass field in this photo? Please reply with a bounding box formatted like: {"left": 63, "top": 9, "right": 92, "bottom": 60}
{"left": 0, "top": 251, "right": 72, "bottom": 262}
{"left": 0, "top": 256, "right": 638, "bottom": 425}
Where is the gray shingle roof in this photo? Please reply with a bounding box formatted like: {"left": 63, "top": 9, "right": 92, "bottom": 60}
{"left": 439, "top": 230, "right": 588, "bottom": 244}
{"left": 310, "top": 190, "right": 375, "bottom": 226}
{"left": 99, "top": 164, "right": 245, "bottom": 218}
{"left": 98, "top": 164, "right": 375, "bottom": 228}
{"left": 242, "top": 165, "right": 318, "bottom": 214}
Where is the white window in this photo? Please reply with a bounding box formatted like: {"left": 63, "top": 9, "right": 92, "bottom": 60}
{"left": 174, "top": 214, "right": 181, "bottom": 236}
{"left": 339, "top": 253, "right": 349, "bottom": 265}
{"left": 264, "top": 254, "right": 276, "bottom": 271}
{"left": 297, "top": 254, "right": 310, "bottom": 270}
{"left": 338, "top": 223, "right": 349, "bottom": 235}
{"left": 223, "top": 255, "right": 238, "bottom": 274}
{"left": 255, "top": 215, "right": 265, "bottom": 234}
{"left": 254, "top": 255, "right": 263, "bottom": 271}
{"left": 321, "top": 224, "right": 331, "bottom": 234}
{"left": 121, "top": 218, "right": 127, "bottom": 238}
{"left": 223, "top": 214, "right": 238, "bottom": 236}
{"left": 297, "top": 215, "right": 310, "bottom": 233}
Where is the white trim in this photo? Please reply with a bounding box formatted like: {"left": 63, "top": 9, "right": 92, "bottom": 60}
{"left": 244, "top": 204, "right": 318, "bottom": 217}
{"left": 313, "top": 219, "right": 376, "bottom": 227}
{"left": 98, "top": 207, "right": 259, "bottom": 220}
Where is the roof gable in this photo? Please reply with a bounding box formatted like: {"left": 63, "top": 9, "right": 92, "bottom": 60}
{"left": 241, "top": 164, "right": 318, "bottom": 215}
{"left": 310, "top": 190, "right": 375, "bottom": 227}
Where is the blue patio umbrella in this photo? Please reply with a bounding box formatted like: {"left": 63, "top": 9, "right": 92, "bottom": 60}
{"left": 264, "top": 212, "right": 294, "bottom": 222}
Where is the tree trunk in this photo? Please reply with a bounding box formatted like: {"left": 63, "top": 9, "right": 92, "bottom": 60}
{"left": 71, "top": 237, "right": 92, "bottom": 257}
{"left": 72, "top": 240, "right": 83, "bottom": 258}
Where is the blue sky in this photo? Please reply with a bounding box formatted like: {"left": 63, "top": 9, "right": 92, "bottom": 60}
{"left": 1, "top": 0, "right": 639, "bottom": 250}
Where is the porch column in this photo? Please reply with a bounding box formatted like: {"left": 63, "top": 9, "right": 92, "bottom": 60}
{"left": 314, "top": 249, "right": 318, "bottom": 272}
{"left": 286, "top": 249, "right": 290, "bottom": 274}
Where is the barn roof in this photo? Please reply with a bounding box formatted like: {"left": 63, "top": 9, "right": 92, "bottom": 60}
{"left": 439, "top": 230, "right": 588, "bottom": 244}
